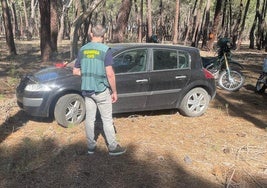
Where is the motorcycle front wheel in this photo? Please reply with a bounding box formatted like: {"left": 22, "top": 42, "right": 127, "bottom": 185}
{"left": 218, "top": 69, "right": 245, "bottom": 91}
{"left": 255, "top": 73, "right": 267, "bottom": 93}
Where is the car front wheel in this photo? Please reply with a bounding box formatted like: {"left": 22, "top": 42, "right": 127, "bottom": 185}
{"left": 179, "top": 87, "right": 211, "bottom": 117}
{"left": 54, "top": 94, "right": 85, "bottom": 128}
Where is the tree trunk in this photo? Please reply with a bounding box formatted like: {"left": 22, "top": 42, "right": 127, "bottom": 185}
{"left": 19, "top": 12, "right": 23, "bottom": 37}
{"left": 146, "top": 0, "right": 152, "bottom": 42}
{"left": 172, "top": 0, "right": 179, "bottom": 44}
{"left": 50, "top": 0, "right": 59, "bottom": 53}
{"left": 188, "top": 0, "right": 198, "bottom": 43}
{"left": 29, "top": 0, "right": 38, "bottom": 37}
{"left": 113, "top": 0, "right": 132, "bottom": 43}
{"left": 58, "top": 4, "right": 65, "bottom": 43}
{"left": 221, "top": 0, "right": 226, "bottom": 29}
{"left": 139, "top": 0, "right": 143, "bottom": 43}
{"left": 22, "top": 0, "right": 29, "bottom": 30}
{"left": 229, "top": 0, "right": 233, "bottom": 37}
{"left": 70, "top": 0, "right": 104, "bottom": 60}
{"left": 201, "top": 0, "right": 211, "bottom": 49}
{"left": 232, "top": 0, "right": 242, "bottom": 50}
{"left": 39, "top": 0, "right": 52, "bottom": 62}
{"left": 58, "top": 0, "right": 73, "bottom": 43}
{"left": 237, "top": 0, "right": 251, "bottom": 50}
{"left": 264, "top": 0, "right": 267, "bottom": 51}
{"left": 101, "top": 1, "right": 106, "bottom": 26}
{"left": 191, "top": 0, "right": 204, "bottom": 47}
{"left": 221, "top": 0, "right": 229, "bottom": 36}
{"left": 183, "top": 6, "right": 191, "bottom": 45}
{"left": 157, "top": 0, "right": 163, "bottom": 42}
{"left": 134, "top": 0, "right": 143, "bottom": 43}
{"left": 184, "top": 0, "right": 199, "bottom": 45}
{"left": 1, "top": 0, "right": 17, "bottom": 55}
{"left": 207, "top": 0, "right": 222, "bottom": 51}
{"left": 10, "top": 0, "right": 19, "bottom": 39}
{"left": 256, "top": 0, "right": 267, "bottom": 50}
{"left": 81, "top": 0, "right": 92, "bottom": 45}
{"left": 249, "top": 0, "right": 260, "bottom": 49}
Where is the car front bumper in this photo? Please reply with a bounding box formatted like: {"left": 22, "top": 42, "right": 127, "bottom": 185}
{"left": 16, "top": 85, "right": 52, "bottom": 117}
{"left": 16, "top": 95, "right": 50, "bottom": 117}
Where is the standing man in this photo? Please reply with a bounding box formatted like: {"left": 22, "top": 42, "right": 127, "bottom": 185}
{"left": 73, "top": 24, "right": 126, "bottom": 156}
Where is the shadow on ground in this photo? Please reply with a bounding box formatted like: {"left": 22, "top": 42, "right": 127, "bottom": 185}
{"left": 212, "top": 87, "right": 267, "bottom": 129}
{"left": 0, "top": 111, "right": 53, "bottom": 144}
{"left": 0, "top": 111, "right": 29, "bottom": 143}
{"left": 0, "top": 138, "right": 221, "bottom": 188}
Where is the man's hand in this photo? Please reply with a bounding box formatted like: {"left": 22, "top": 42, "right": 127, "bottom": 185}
{"left": 111, "top": 91, "right": 118, "bottom": 103}
{"left": 106, "top": 66, "right": 117, "bottom": 103}
{"left": 73, "top": 67, "right": 81, "bottom": 76}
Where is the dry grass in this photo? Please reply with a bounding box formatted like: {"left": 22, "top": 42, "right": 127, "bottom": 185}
{"left": 0, "top": 40, "right": 267, "bottom": 188}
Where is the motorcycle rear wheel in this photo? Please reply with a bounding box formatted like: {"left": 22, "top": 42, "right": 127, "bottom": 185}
{"left": 218, "top": 69, "right": 245, "bottom": 91}
{"left": 255, "top": 74, "right": 267, "bottom": 93}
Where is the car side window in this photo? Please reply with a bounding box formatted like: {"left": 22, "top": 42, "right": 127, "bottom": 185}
{"left": 113, "top": 49, "right": 147, "bottom": 74}
{"left": 153, "top": 49, "right": 190, "bottom": 70}
{"left": 178, "top": 51, "right": 190, "bottom": 69}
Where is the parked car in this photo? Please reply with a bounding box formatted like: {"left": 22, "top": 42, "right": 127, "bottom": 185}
{"left": 16, "top": 43, "right": 216, "bottom": 127}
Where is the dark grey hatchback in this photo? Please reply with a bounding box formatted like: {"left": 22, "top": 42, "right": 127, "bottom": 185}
{"left": 16, "top": 43, "right": 216, "bottom": 127}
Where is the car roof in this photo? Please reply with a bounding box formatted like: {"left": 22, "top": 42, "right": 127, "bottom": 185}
{"left": 108, "top": 43, "right": 200, "bottom": 53}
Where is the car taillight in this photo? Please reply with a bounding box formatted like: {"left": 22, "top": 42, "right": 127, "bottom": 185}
{"left": 203, "top": 68, "right": 214, "bottom": 79}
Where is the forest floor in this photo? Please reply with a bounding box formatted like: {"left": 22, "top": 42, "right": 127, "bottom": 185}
{"left": 0, "top": 40, "right": 267, "bottom": 188}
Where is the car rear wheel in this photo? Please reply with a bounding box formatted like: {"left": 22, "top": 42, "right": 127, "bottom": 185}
{"left": 179, "top": 87, "right": 211, "bottom": 117}
{"left": 54, "top": 94, "right": 85, "bottom": 128}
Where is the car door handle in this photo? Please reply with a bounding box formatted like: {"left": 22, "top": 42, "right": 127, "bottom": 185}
{"left": 175, "top": 76, "right": 186, "bottom": 79}
{"left": 136, "top": 79, "right": 148, "bottom": 83}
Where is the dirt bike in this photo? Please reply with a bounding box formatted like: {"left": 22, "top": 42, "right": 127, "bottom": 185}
{"left": 255, "top": 59, "right": 267, "bottom": 93}
{"left": 202, "top": 37, "right": 245, "bottom": 92}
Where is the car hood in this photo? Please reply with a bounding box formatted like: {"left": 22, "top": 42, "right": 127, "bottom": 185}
{"left": 31, "top": 66, "right": 73, "bottom": 83}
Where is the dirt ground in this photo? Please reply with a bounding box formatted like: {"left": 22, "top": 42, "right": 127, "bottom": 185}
{"left": 0, "top": 40, "right": 267, "bottom": 188}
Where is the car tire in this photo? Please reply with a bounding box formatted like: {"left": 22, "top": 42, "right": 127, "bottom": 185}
{"left": 54, "top": 94, "right": 85, "bottom": 128}
{"left": 179, "top": 87, "right": 211, "bottom": 117}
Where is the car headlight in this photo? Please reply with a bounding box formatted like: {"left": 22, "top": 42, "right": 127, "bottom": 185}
{"left": 25, "top": 84, "right": 52, "bottom": 92}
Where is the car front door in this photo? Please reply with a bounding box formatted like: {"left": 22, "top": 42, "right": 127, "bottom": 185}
{"left": 146, "top": 48, "right": 191, "bottom": 109}
{"left": 112, "top": 48, "right": 149, "bottom": 113}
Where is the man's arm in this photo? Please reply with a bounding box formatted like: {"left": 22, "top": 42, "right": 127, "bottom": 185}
{"left": 106, "top": 65, "right": 117, "bottom": 103}
{"left": 73, "top": 52, "right": 81, "bottom": 76}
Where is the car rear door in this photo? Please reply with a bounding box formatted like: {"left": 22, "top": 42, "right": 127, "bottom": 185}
{"left": 112, "top": 48, "right": 149, "bottom": 113}
{"left": 146, "top": 48, "right": 191, "bottom": 109}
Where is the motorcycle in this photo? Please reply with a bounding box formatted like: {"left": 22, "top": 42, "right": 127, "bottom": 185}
{"left": 255, "top": 59, "right": 267, "bottom": 93}
{"left": 202, "top": 37, "right": 245, "bottom": 91}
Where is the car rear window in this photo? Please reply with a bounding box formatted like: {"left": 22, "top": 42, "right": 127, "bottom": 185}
{"left": 153, "top": 49, "right": 190, "bottom": 70}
